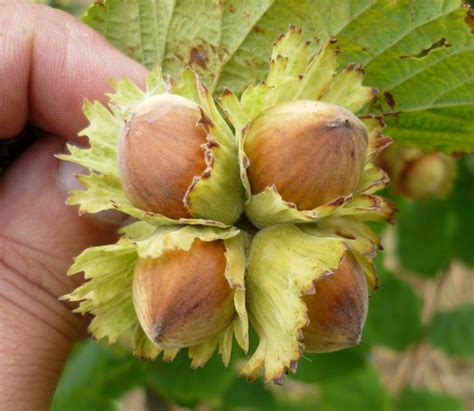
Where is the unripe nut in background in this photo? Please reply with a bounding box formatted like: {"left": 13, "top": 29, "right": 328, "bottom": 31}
{"left": 302, "top": 253, "right": 368, "bottom": 353}
{"left": 133, "top": 239, "right": 235, "bottom": 349}
{"left": 244, "top": 100, "right": 368, "bottom": 210}
{"left": 119, "top": 94, "right": 208, "bottom": 219}
{"left": 398, "top": 152, "right": 456, "bottom": 199}
{"left": 377, "top": 146, "right": 457, "bottom": 200}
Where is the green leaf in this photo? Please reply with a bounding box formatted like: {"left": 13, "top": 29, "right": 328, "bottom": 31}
{"left": 82, "top": 0, "right": 274, "bottom": 89}
{"left": 83, "top": 0, "right": 175, "bottom": 70}
{"left": 396, "top": 387, "right": 466, "bottom": 411}
{"left": 35, "top": 0, "right": 90, "bottom": 16}
{"left": 220, "top": 378, "right": 276, "bottom": 411}
{"left": 292, "top": 346, "right": 368, "bottom": 383}
{"left": 452, "top": 156, "right": 474, "bottom": 266}
{"left": 52, "top": 341, "right": 149, "bottom": 411}
{"left": 336, "top": 2, "right": 474, "bottom": 152}
{"left": 363, "top": 258, "right": 424, "bottom": 349}
{"left": 428, "top": 304, "right": 474, "bottom": 358}
{"left": 147, "top": 351, "right": 237, "bottom": 407}
{"left": 217, "top": 0, "right": 375, "bottom": 94}
{"left": 221, "top": 0, "right": 474, "bottom": 152}
{"left": 395, "top": 156, "right": 474, "bottom": 274}
{"left": 396, "top": 196, "right": 456, "bottom": 276}
{"left": 82, "top": 1, "right": 474, "bottom": 153}
{"left": 381, "top": 107, "right": 474, "bottom": 154}
{"left": 319, "top": 366, "right": 390, "bottom": 411}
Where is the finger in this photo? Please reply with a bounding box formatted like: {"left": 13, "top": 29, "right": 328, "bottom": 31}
{"left": 0, "top": 3, "right": 147, "bottom": 140}
{"left": 0, "top": 136, "right": 118, "bottom": 409}
{"left": 0, "top": 4, "right": 147, "bottom": 408}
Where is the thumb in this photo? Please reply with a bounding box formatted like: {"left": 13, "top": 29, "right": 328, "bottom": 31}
{"left": 0, "top": 136, "right": 119, "bottom": 409}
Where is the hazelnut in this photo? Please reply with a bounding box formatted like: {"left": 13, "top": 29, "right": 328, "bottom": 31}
{"left": 133, "top": 239, "right": 235, "bottom": 348}
{"left": 245, "top": 100, "right": 368, "bottom": 210}
{"left": 303, "top": 253, "right": 368, "bottom": 352}
{"left": 119, "top": 94, "right": 208, "bottom": 219}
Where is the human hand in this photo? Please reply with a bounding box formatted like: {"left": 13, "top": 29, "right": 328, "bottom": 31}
{"left": 0, "top": 2, "right": 146, "bottom": 409}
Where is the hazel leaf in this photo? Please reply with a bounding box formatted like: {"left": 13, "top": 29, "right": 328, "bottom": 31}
{"left": 428, "top": 304, "right": 474, "bottom": 358}
{"left": 84, "top": 0, "right": 474, "bottom": 152}
{"left": 395, "top": 387, "right": 465, "bottom": 411}
{"left": 51, "top": 341, "right": 149, "bottom": 411}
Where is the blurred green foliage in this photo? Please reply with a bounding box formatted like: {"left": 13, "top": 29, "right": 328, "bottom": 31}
{"left": 396, "top": 157, "right": 474, "bottom": 276}
{"left": 364, "top": 259, "right": 424, "bottom": 351}
{"left": 396, "top": 387, "right": 465, "bottom": 411}
{"left": 429, "top": 304, "right": 474, "bottom": 359}
{"left": 147, "top": 351, "right": 238, "bottom": 407}
{"left": 32, "top": 0, "right": 89, "bottom": 16}
{"left": 317, "top": 366, "right": 390, "bottom": 411}
{"left": 52, "top": 341, "right": 150, "bottom": 410}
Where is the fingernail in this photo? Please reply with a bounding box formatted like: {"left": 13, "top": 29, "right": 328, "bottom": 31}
{"left": 57, "top": 159, "right": 85, "bottom": 194}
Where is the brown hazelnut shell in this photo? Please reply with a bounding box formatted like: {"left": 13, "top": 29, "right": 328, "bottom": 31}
{"left": 302, "top": 252, "right": 368, "bottom": 352}
{"left": 244, "top": 100, "right": 368, "bottom": 210}
{"left": 133, "top": 239, "right": 235, "bottom": 349}
{"left": 119, "top": 94, "right": 208, "bottom": 219}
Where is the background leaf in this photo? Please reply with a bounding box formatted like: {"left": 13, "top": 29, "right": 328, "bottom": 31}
{"left": 81, "top": 0, "right": 474, "bottom": 153}
{"left": 52, "top": 341, "right": 149, "bottom": 411}
{"left": 396, "top": 387, "right": 466, "bottom": 411}
{"left": 396, "top": 196, "right": 456, "bottom": 277}
{"left": 336, "top": 2, "right": 474, "bottom": 152}
{"left": 215, "top": 0, "right": 372, "bottom": 93}
{"left": 83, "top": 0, "right": 274, "bottom": 89}
{"left": 147, "top": 350, "right": 238, "bottom": 407}
{"left": 396, "top": 156, "right": 474, "bottom": 276}
{"left": 292, "top": 346, "right": 368, "bottom": 383}
{"left": 33, "top": 0, "right": 90, "bottom": 15}
{"left": 364, "top": 257, "right": 424, "bottom": 349}
{"left": 451, "top": 156, "right": 474, "bottom": 266}
{"left": 83, "top": 0, "right": 175, "bottom": 70}
{"left": 219, "top": 378, "right": 277, "bottom": 411}
{"left": 318, "top": 366, "right": 391, "bottom": 411}
{"left": 428, "top": 304, "right": 474, "bottom": 358}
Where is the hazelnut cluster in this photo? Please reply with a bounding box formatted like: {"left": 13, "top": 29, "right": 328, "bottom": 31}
{"left": 61, "top": 27, "right": 395, "bottom": 383}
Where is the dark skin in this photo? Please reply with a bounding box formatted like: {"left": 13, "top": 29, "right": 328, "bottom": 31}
{"left": 0, "top": 2, "right": 147, "bottom": 409}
